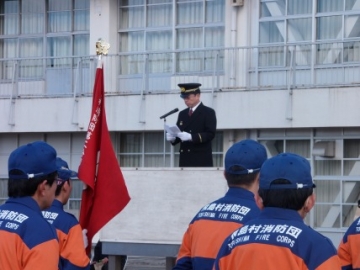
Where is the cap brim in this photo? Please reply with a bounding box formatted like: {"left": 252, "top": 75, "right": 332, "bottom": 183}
{"left": 58, "top": 169, "right": 78, "bottom": 181}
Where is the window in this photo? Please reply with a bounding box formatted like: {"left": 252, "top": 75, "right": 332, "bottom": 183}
{"left": 257, "top": 128, "right": 360, "bottom": 229}
{"left": 259, "top": 0, "right": 360, "bottom": 67}
{"left": 117, "top": 131, "right": 224, "bottom": 167}
{"left": 118, "top": 0, "right": 225, "bottom": 75}
{"left": 0, "top": 0, "right": 89, "bottom": 80}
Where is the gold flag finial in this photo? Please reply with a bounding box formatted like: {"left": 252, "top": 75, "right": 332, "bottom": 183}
{"left": 96, "top": 39, "right": 110, "bottom": 55}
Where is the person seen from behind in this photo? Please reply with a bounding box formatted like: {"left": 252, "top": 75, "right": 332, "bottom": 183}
{"left": 173, "top": 139, "right": 267, "bottom": 269}
{"left": 213, "top": 152, "right": 341, "bottom": 270}
{"left": 42, "top": 157, "right": 91, "bottom": 270}
{"left": 0, "top": 141, "right": 59, "bottom": 269}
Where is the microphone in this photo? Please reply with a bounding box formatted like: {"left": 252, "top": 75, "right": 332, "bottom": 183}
{"left": 160, "top": 108, "right": 179, "bottom": 119}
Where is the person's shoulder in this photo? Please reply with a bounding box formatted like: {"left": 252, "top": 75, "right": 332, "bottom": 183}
{"left": 199, "top": 103, "right": 216, "bottom": 113}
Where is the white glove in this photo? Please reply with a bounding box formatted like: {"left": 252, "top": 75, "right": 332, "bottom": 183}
{"left": 82, "top": 229, "right": 88, "bottom": 249}
{"left": 177, "top": 131, "right": 192, "bottom": 142}
{"left": 166, "top": 133, "right": 176, "bottom": 142}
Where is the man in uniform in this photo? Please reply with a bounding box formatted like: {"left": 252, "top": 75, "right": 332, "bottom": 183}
{"left": 0, "top": 141, "right": 59, "bottom": 269}
{"left": 173, "top": 139, "right": 267, "bottom": 270}
{"left": 42, "top": 157, "right": 90, "bottom": 270}
{"left": 167, "top": 83, "right": 217, "bottom": 167}
{"left": 213, "top": 153, "right": 341, "bottom": 270}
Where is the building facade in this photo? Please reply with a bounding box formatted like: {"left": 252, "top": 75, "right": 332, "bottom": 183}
{"left": 1, "top": 0, "right": 360, "bottom": 244}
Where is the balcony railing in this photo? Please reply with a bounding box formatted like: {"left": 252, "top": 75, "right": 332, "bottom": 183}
{"left": 1, "top": 41, "right": 360, "bottom": 98}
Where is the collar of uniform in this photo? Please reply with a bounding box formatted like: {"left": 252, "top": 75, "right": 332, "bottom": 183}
{"left": 6, "top": 196, "right": 42, "bottom": 213}
{"left": 259, "top": 207, "right": 304, "bottom": 222}
{"left": 225, "top": 186, "right": 256, "bottom": 201}
{"left": 51, "top": 199, "right": 64, "bottom": 209}
{"left": 190, "top": 102, "right": 201, "bottom": 113}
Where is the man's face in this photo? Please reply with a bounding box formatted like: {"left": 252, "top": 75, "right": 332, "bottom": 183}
{"left": 183, "top": 93, "right": 200, "bottom": 108}
{"left": 43, "top": 180, "right": 57, "bottom": 209}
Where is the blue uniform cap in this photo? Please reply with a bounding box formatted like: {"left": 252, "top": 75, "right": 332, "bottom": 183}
{"left": 259, "top": 152, "right": 316, "bottom": 190}
{"left": 225, "top": 139, "right": 268, "bottom": 175}
{"left": 8, "top": 141, "right": 57, "bottom": 180}
{"left": 56, "top": 157, "right": 78, "bottom": 182}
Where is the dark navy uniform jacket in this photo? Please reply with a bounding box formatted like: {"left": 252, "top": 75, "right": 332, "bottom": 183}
{"left": 172, "top": 102, "right": 216, "bottom": 167}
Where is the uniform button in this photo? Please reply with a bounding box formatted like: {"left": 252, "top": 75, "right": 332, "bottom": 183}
{"left": 188, "top": 149, "right": 190, "bottom": 152}
{"left": 181, "top": 150, "right": 183, "bottom": 152}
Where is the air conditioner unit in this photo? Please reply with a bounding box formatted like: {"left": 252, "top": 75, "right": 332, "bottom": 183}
{"left": 232, "top": 0, "right": 244, "bottom": 6}
{"left": 312, "top": 141, "right": 335, "bottom": 158}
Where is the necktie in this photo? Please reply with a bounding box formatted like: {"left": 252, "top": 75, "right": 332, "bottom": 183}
{"left": 189, "top": 108, "right": 193, "bottom": 117}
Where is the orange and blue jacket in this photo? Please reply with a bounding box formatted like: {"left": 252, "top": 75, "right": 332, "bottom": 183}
{"left": 338, "top": 216, "right": 360, "bottom": 270}
{"left": 214, "top": 207, "right": 341, "bottom": 270}
{"left": 43, "top": 200, "right": 90, "bottom": 270}
{"left": 173, "top": 187, "right": 261, "bottom": 270}
{"left": 0, "top": 197, "right": 59, "bottom": 270}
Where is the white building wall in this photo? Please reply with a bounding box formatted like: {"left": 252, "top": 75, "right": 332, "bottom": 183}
{"left": 1, "top": 86, "right": 360, "bottom": 132}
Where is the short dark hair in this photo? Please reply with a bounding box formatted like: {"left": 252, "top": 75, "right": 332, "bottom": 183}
{"left": 258, "top": 179, "right": 314, "bottom": 210}
{"left": 224, "top": 165, "right": 259, "bottom": 187}
{"left": 55, "top": 179, "right": 69, "bottom": 196}
{"left": 8, "top": 170, "right": 57, "bottom": 197}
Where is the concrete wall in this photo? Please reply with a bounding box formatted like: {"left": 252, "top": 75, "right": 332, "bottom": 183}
{"left": 2, "top": 86, "right": 360, "bottom": 132}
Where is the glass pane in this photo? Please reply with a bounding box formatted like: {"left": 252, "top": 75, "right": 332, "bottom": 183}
{"left": 48, "top": 11, "right": 71, "bottom": 32}
{"left": 119, "top": 54, "right": 144, "bottom": 74}
{"left": 177, "top": 2, "right": 203, "bottom": 25}
{"left": 20, "top": 38, "right": 42, "bottom": 57}
{"left": 74, "top": 9, "right": 89, "bottom": 31}
{"left": 176, "top": 50, "right": 203, "bottom": 72}
{"left": 344, "top": 161, "right": 360, "bottom": 176}
{"left": 258, "top": 46, "right": 284, "bottom": 67}
{"left": 345, "top": 15, "right": 360, "bottom": 38}
{"left": 316, "top": 43, "right": 342, "bottom": 64}
{"left": 344, "top": 139, "right": 360, "bottom": 158}
{"left": 146, "top": 31, "right": 172, "bottom": 51}
{"left": 48, "top": 0, "right": 71, "bottom": 11}
{"left": 74, "top": 34, "right": 89, "bottom": 56}
{"left": 120, "top": 0, "right": 145, "bottom": 6}
{"left": 316, "top": 16, "right": 342, "bottom": 40}
{"left": 148, "top": 52, "right": 172, "bottom": 73}
{"left": 259, "top": 21, "right": 284, "bottom": 43}
{"left": 75, "top": 0, "right": 90, "bottom": 9}
{"left": 346, "top": 0, "right": 360, "bottom": 10}
{"left": 144, "top": 132, "right": 164, "bottom": 152}
{"left": 288, "top": 18, "right": 312, "bottom": 42}
{"left": 313, "top": 160, "right": 341, "bottom": 176}
{"left": 317, "top": 0, "right": 343, "bottom": 13}
{"left": 21, "top": 0, "right": 44, "bottom": 34}
{"left": 120, "top": 31, "right": 144, "bottom": 52}
{"left": 0, "top": 0, "right": 19, "bottom": 35}
{"left": 119, "top": 7, "right": 144, "bottom": 29}
{"left": 205, "top": 26, "right": 224, "bottom": 47}
{"left": 206, "top": 0, "right": 224, "bottom": 23}
{"left": 260, "top": 1, "right": 285, "bottom": 18}
{"left": 294, "top": 44, "right": 311, "bottom": 66}
{"left": 47, "top": 36, "right": 71, "bottom": 58}
{"left": 0, "top": 38, "right": 17, "bottom": 58}
{"left": 285, "top": 140, "right": 310, "bottom": 158}
{"left": 176, "top": 28, "right": 202, "bottom": 49}
{"left": 314, "top": 204, "right": 340, "bottom": 228}
{"left": 147, "top": 4, "right": 172, "bottom": 27}
{"left": 144, "top": 154, "right": 170, "bottom": 166}
{"left": 288, "top": 0, "right": 312, "bottom": 15}
{"left": 342, "top": 204, "right": 357, "bottom": 227}
{"left": 120, "top": 133, "right": 142, "bottom": 153}
{"left": 314, "top": 179, "right": 341, "bottom": 203}
{"left": 120, "top": 154, "right": 141, "bottom": 167}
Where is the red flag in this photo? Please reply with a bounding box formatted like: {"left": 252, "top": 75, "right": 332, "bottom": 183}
{"left": 78, "top": 63, "right": 130, "bottom": 254}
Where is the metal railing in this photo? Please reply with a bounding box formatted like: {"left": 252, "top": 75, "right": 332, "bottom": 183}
{"left": 1, "top": 41, "right": 360, "bottom": 98}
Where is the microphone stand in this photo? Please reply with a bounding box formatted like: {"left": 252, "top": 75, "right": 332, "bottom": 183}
{"left": 163, "top": 117, "right": 166, "bottom": 167}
